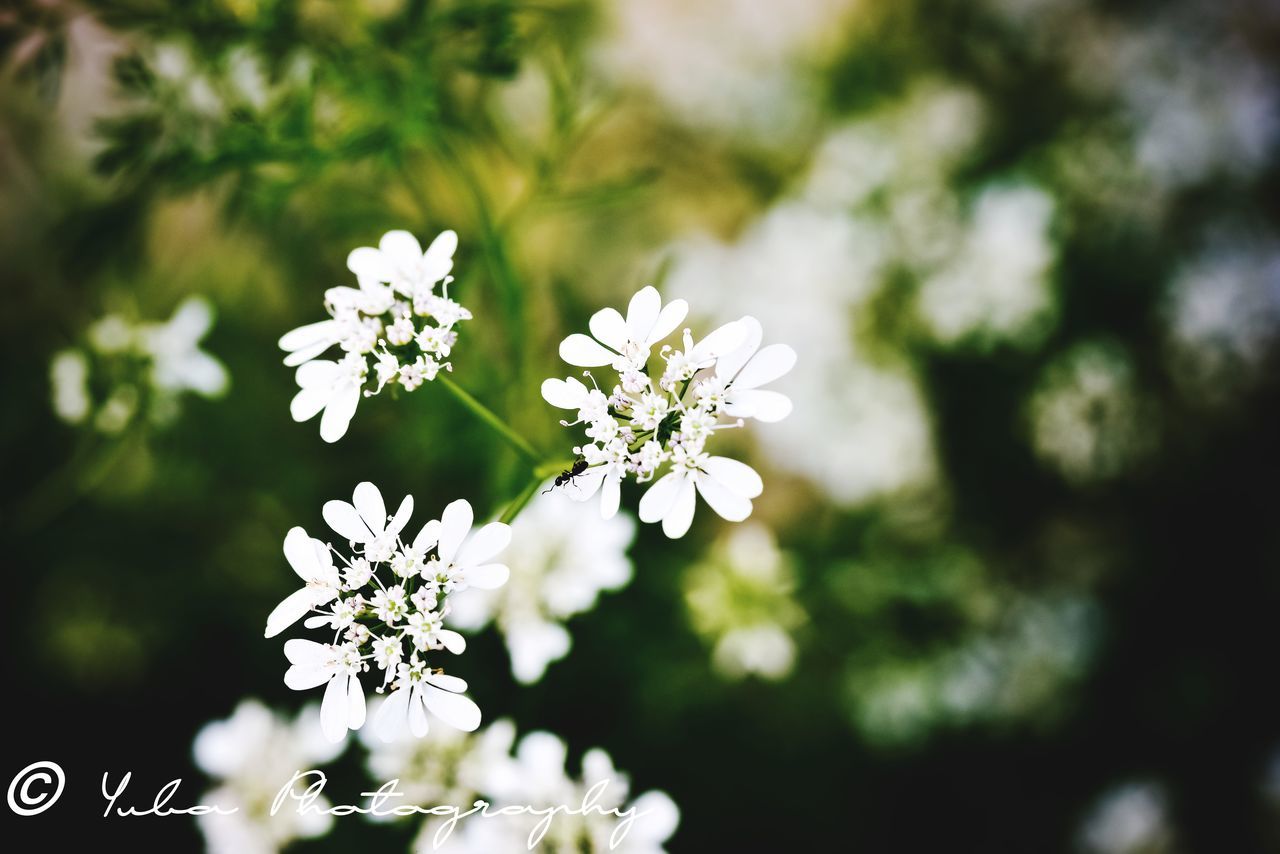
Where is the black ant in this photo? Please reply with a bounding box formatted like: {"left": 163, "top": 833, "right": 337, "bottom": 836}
{"left": 543, "top": 457, "right": 588, "bottom": 494}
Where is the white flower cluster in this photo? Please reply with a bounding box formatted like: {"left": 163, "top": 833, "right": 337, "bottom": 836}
{"left": 542, "top": 286, "right": 794, "bottom": 538}
{"left": 279, "top": 229, "right": 471, "bottom": 442}
{"left": 265, "top": 482, "right": 510, "bottom": 743}
{"left": 50, "top": 296, "right": 229, "bottom": 434}
{"left": 193, "top": 699, "right": 345, "bottom": 854}
{"left": 448, "top": 493, "right": 637, "bottom": 684}
{"left": 392, "top": 720, "right": 679, "bottom": 853}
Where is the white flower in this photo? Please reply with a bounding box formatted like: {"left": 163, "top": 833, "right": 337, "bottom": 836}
{"left": 322, "top": 481, "right": 414, "bottom": 546}
{"left": 264, "top": 527, "right": 343, "bottom": 638}
{"left": 431, "top": 499, "right": 512, "bottom": 592}
{"left": 347, "top": 229, "right": 458, "bottom": 297}
{"left": 289, "top": 353, "right": 367, "bottom": 443}
{"left": 447, "top": 493, "right": 636, "bottom": 684}
{"left": 638, "top": 456, "right": 762, "bottom": 539}
{"left": 50, "top": 298, "right": 228, "bottom": 434}
{"left": 544, "top": 288, "right": 790, "bottom": 537}
{"left": 282, "top": 639, "right": 367, "bottom": 743}
{"left": 558, "top": 285, "right": 688, "bottom": 369}
{"left": 714, "top": 316, "right": 797, "bottom": 422}
{"left": 137, "top": 296, "right": 230, "bottom": 397}
{"left": 271, "top": 484, "right": 507, "bottom": 742}
{"left": 192, "top": 699, "right": 344, "bottom": 854}
{"left": 374, "top": 663, "right": 482, "bottom": 741}
{"left": 280, "top": 229, "right": 471, "bottom": 440}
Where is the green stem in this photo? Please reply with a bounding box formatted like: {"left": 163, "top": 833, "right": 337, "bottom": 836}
{"left": 438, "top": 375, "right": 541, "bottom": 464}
{"left": 499, "top": 475, "right": 544, "bottom": 525}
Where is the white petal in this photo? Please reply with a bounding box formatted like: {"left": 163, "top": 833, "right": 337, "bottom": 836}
{"left": 379, "top": 229, "right": 424, "bottom": 270}
{"left": 347, "top": 246, "right": 393, "bottom": 283}
{"left": 283, "top": 339, "right": 336, "bottom": 367}
{"left": 352, "top": 482, "right": 387, "bottom": 537}
{"left": 280, "top": 319, "right": 340, "bottom": 352}
{"left": 422, "top": 684, "right": 482, "bottom": 732}
{"left": 303, "top": 614, "right": 331, "bottom": 629}
{"left": 600, "top": 473, "right": 621, "bottom": 519}
{"left": 324, "top": 500, "right": 373, "bottom": 543}
{"left": 347, "top": 674, "right": 366, "bottom": 730}
{"left": 725, "top": 389, "right": 793, "bottom": 422}
{"left": 694, "top": 471, "right": 753, "bottom": 522}
{"left": 387, "top": 494, "right": 414, "bottom": 538}
{"left": 284, "top": 638, "right": 329, "bottom": 666}
{"left": 437, "top": 499, "right": 473, "bottom": 563}
{"left": 733, "top": 343, "right": 796, "bottom": 390}
{"left": 662, "top": 476, "right": 697, "bottom": 538}
{"left": 625, "top": 286, "right": 661, "bottom": 343}
{"left": 638, "top": 472, "right": 684, "bottom": 524}
{"left": 290, "top": 385, "right": 330, "bottom": 423}
{"left": 179, "top": 352, "right": 229, "bottom": 396}
{"left": 438, "top": 630, "right": 466, "bottom": 654}
{"left": 320, "top": 674, "right": 349, "bottom": 742}
{"left": 456, "top": 522, "right": 511, "bottom": 567}
{"left": 284, "top": 662, "right": 330, "bottom": 691}
{"left": 647, "top": 298, "right": 689, "bottom": 346}
{"left": 690, "top": 320, "right": 746, "bottom": 362}
{"left": 409, "top": 689, "right": 430, "bottom": 737}
{"left": 265, "top": 587, "right": 322, "bottom": 638}
{"left": 589, "top": 307, "right": 629, "bottom": 351}
{"left": 702, "top": 456, "right": 764, "bottom": 498}
{"left": 715, "top": 316, "right": 762, "bottom": 381}
{"left": 422, "top": 230, "right": 458, "bottom": 282}
{"left": 319, "top": 381, "right": 361, "bottom": 443}
{"left": 295, "top": 359, "right": 340, "bottom": 388}
{"left": 561, "top": 466, "right": 606, "bottom": 502}
{"left": 283, "top": 526, "right": 321, "bottom": 580}
{"left": 541, "top": 377, "right": 586, "bottom": 409}
{"left": 374, "top": 686, "right": 410, "bottom": 742}
{"left": 423, "top": 672, "right": 469, "bottom": 693}
{"left": 465, "top": 563, "right": 510, "bottom": 589}
{"left": 559, "top": 333, "right": 617, "bottom": 367}
{"left": 413, "top": 519, "right": 441, "bottom": 552}
{"left": 169, "top": 297, "right": 214, "bottom": 339}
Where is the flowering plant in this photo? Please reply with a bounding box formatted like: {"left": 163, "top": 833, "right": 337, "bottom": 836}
{"left": 542, "top": 286, "right": 795, "bottom": 537}
{"left": 266, "top": 482, "right": 510, "bottom": 742}
{"left": 279, "top": 230, "right": 471, "bottom": 442}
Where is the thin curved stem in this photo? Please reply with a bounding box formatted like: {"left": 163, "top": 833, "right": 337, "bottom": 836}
{"left": 438, "top": 375, "right": 541, "bottom": 464}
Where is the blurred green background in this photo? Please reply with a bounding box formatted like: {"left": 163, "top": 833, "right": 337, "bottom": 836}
{"left": 3, "top": 0, "right": 1280, "bottom": 851}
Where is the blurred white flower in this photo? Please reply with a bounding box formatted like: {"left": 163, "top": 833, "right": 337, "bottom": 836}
{"left": 847, "top": 594, "right": 1099, "bottom": 744}
{"left": 416, "top": 728, "right": 680, "bottom": 853}
{"left": 915, "top": 184, "right": 1058, "bottom": 348}
{"left": 448, "top": 493, "right": 637, "bottom": 684}
{"left": 269, "top": 483, "right": 508, "bottom": 741}
{"left": 49, "top": 296, "right": 228, "bottom": 434}
{"left": 49, "top": 350, "right": 91, "bottom": 424}
{"left": 665, "top": 204, "right": 936, "bottom": 507}
{"left": 1027, "top": 341, "right": 1154, "bottom": 484}
{"left": 138, "top": 296, "right": 230, "bottom": 396}
{"left": 279, "top": 229, "right": 470, "bottom": 442}
{"left": 683, "top": 524, "right": 805, "bottom": 681}
{"left": 593, "top": 0, "right": 858, "bottom": 148}
{"left": 1163, "top": 235, "right": 1280, "bottom": 401}
{"left": 1077, "top": 782, "right": 1176, "bottom": 854}
{"left": 192, "top": 699, "right": 346, "bottom": 854}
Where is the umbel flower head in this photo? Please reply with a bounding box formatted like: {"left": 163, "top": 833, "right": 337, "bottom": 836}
{"left": 279, "top": 229, "right": 471, "bottom": 442}
{"left": 266, "top": 482, "right": 510, "bottom": 742}
{"left": 542, "top": 286, "right": 795, "bottom": 538}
